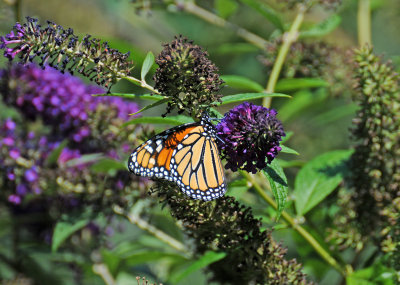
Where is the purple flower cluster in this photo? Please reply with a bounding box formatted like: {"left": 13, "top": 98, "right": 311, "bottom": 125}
{"left": 1, "top": 64, "right": 138, "bottom": 143}
{"left": 0, "top": 23, "right": 24, "bottom": 60}
{"left": 0, "top": 63, "right": 141, "bottom": 207}
{"left": 0, "top": 118, "right": 56, "bottom": 204}
{"left": 216, "top": 102, "right": 285, "bottom": 173}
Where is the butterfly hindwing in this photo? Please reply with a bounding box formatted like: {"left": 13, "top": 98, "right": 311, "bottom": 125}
{"left": 128, "top": 118, "right": 226, "bottom": 201}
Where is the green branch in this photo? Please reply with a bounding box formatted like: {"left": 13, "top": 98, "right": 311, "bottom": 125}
{"left": 357, "top": 0, "right": 372, "bottom": 46}
{"left": 180, "top": 1, "right": 268, "bottom": 50}
{"left": 113, "top": 205, "right": 187, "bottom": 253}
{"left": 263, "top": 5, "right": 306, "bottom": 107}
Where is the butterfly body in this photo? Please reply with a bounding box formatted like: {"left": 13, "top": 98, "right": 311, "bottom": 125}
{"left": 128, "top": 114, "right": 226, "bottom": 201}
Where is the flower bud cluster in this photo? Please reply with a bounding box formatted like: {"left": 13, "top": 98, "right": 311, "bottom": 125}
{"left": 1, "top": 17, "right": 133, "bottom": 90}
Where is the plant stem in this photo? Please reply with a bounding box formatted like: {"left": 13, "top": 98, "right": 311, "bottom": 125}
{"left": 263, "top": 5, "right": 306, "bottom": 107}
{"left": 122, "top": 76, "right": 160, "bottom": 94}
{"left": 242, "top": 171, "right": 351, "bottom": 277}
{"left": 14, "top": 0, "right": 22, "bottom": 22}
{"left": 180, "top": 1, "right": 269, "bottom": 50}
{"left": 93, "top": 263, "right": 116, "bottom": 285}
{"left": 357, "top": 0, "right": 372, "bottom": 46}
{"left": 113, "top": 205, "right": 187, "bottom": 253}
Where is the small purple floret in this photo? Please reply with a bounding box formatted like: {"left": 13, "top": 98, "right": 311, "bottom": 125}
{"left": 8, "top": 194, "right": 21, "bottom": 205}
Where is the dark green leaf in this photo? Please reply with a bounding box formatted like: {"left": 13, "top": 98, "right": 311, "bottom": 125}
{"left": 263, "top": 160, "right": 288, "bottom": 219}
{"left": 129, "top": 97, "right": 170, "bottom": 116}
{"left": 215, "top": 0, "right": 238, "bottom": 18}
{"left": 300, "top": 14, "right": 342, "bottom": 38}
{"left": 280, "top": 145, "right": 299, "bottom": 155}
{"left": 221, "top": 75, "right": 264, "bottom": 92}
{"left": 123, "top": 115, "right": 193, "bottom": 127}
{"left": 169, "top": 251, "right": 226, "bottom": 283}
{"left": 275, "top": 78, "right": 329, "bottom": 92}
{"left": 45, "top": 140, "right": 68, "bottom": 166}
{"left": 91, "top": 158, "right": 127, "bottom": 173}
{"left": 52, "top": 218, "right": 89, "bottom": 252}
{"left": 294, "top": 150, "right": 353, "bottom": 216}
{"left": 220, "top": 92, "right": 290, "bottom": 105}
{"left": 239, "top": 0, "right": 284, "bottom": 31}
{"left": 141, "top": 51, "right": 155, "bottom": 81}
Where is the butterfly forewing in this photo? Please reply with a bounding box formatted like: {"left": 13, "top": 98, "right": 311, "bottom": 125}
{"left": 128, "top": 118, "right": 226, "bottom": 201}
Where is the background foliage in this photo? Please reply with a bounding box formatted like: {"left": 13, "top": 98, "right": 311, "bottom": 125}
{"left": 0, "top": 0, "right": 399, "bottom": 284}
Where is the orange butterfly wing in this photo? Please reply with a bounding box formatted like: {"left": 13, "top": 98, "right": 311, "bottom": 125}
{"left": 128, "top": 122, "right": 226, "bottom": 201}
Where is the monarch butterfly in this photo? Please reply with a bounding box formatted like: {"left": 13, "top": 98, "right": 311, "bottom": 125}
{"left": 128, "top": 113, "right": 226, "bottom": 201}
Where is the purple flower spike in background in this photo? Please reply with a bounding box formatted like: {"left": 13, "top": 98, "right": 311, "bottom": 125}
{"left": 216, "top": 102, "right": 285, "bottom": 173}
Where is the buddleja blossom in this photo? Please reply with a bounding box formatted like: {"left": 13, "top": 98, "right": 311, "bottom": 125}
{"left": 153, "top": 36, "right": 224, "bottom": 117}
{"left": 0, "top": 17, "right": 133, "bottom": 89}
{"left": 154, "top": 181, "right": 310, "bottom": 284}
{"left": 216, "top": 102, "right": 285, "bottom": 173}
{"left": 0, "top": 64, "right": 138, "bottom": 148}
{"left": 0, "top": 63, "right": 148, "bottom": 250}
{"left": 0, "top": 118, "right": 54, "bottom": 204}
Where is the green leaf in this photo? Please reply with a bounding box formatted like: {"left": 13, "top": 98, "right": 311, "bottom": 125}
{"left": 93, "top": 93, "right": 165, "bottom": 101}
{"left": 215, "top": 0, "right": 238, "bottom": 18}
{"left": 141, "top": 52, "right": 155, "bottom": 82}
{"left": 280, "top": 131, "right": 293, "bottom": 143}
{"left": 52, "top": 218, "right": 89, "bottom": 252}
{"left": 221, "top": 75, "right": 264, "bottom": 92}
{"left": 294, "top": 150, "right": 353, "bottom": 216}
{"left": 169, "top": 251, "right": 226, "bottom": 284}
{"left": 239, "top": 0, "right": 284, "bottom": 31}
{"left": 124, "top": 251, "right": 187, "bottom": 267}
{"left": 278, "top": 89, "right": 328, "bottom": 122}
{"left": 300, "top": 14, "right": 342, "bottom": 38}
{"left": 347, "top": 263, "right": 396, "bottom": 285}
{"left": 65, "top": 153, "right": 104, "bottom": 167}
{"left": 276, "top": 158, "right": 305, "bottom": 168}
{"left": 91, "top": 158, "right": 127, "bottom": 173}
{"left": 45, "top": 140, "right": 68, "bottom": 166}
{"left": 129, "top": 97, "right": 170, "bottom": 116}
{"left": 280, "top": 145, "right": 299, "bottom": 155}
{"left": 263, "top": 160, "right": 288, "bottom": 219}
{"left": 123, "top": 115, "right": 193, "bottom": 127}
{"left": 220, "top": 92, "right": 291, "bottom": 105}
{"left": 275, "top": 78, "right": 329, "bottom": 92}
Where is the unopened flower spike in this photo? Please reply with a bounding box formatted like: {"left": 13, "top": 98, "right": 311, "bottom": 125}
{"left": 0, "top": 17, "right": 134, "bottom": 90}
{"left": 153, "top": 36, "right": 224, "bottom": 117}
{"left": 216, "top": 102, "right": 285, "bottom": 174}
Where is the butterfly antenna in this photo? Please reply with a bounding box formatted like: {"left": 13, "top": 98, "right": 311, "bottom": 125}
{"left": 216, "top": 135, "right": 225, "bottom": 144}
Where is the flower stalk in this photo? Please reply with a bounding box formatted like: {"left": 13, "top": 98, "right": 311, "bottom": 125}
{"left": 263, "top": 5, "right": 306, "bottom": 107}
{"left": 357, "top": 0, "right": 372, "bottom": 46}
{"left": 179, "top": 1, "right": 269, "bottom": 49}
{"left": 113, "top": 205, "right": 187, "bottom": 253}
